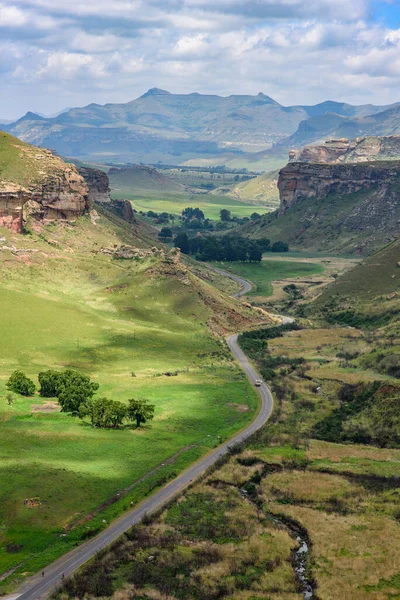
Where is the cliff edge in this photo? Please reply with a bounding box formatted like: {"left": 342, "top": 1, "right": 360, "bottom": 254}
{"left": 0, "top": 131, "right": 89, "bottom": 232}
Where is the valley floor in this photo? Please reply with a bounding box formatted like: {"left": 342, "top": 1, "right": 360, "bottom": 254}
{"left": 0, "top": 213, "right": 264, "bottom": 592}
{"left": 52, "top": 258, "right": 400, "bottom": 600}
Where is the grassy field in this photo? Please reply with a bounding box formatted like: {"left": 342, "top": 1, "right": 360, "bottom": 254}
{"left": 110, "top": 190, "right": 271, "bottom": 220}
{"left": 211, "top": 257, "right": 325, "bottom": 297}
{"left": 54, "top": 436, "right": 400, "bottom": 600}
{"left": 0, "top": 213, "right": 265, "bottom": 591}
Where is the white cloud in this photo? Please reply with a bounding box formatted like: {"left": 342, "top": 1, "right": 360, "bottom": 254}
{"left": 0, "top": 0, "right": 400, "bottom": 119}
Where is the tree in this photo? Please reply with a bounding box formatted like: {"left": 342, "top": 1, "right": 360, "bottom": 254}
{"left": 127, "top": 398, "right": 155, "bottom": 427}
{"left": 80, "top": 397, "right": 127, "bottom": 428}
{"left": 220, "top": 209, "right": 231, "bottom": 222}
{"left": 182, "top": 207, "right": 205, "bottom": 221}
{"left": 55, "top": 370, "right": 99, "bottom": 414}
{"left": 257, "top": 238, "right": 271, "bottom": 252}
{"left": 158, "top": 227, "right": 173, "bottom": 239}
{"left": 173, "top": 233, "right": 190, "bottom": 254}
{"left": 251, "top": 212, "right": 261, "bottom": 220}
{"left": 38, "top": 370, "right": 63, "bottom": 397}
{"left": 7, "top": 371, "right": 36, "bottom": 396}
{"left": 248, "top": 245, "right": 262, "bottom": 262}
{"left": 271, "top": 241, "right": 289, "bottom": 253}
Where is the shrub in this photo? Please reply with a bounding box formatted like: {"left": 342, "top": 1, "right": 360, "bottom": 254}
{"left": 6, "top": 371, "right": 35, "bottom": 396}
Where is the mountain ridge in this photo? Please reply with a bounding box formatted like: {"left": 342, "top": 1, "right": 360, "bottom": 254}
{"left": 2, "top": 89, "right": 399, "bottom": 166}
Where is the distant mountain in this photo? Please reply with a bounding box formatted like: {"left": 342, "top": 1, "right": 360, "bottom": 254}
{"left": 1, "top": 89, "right": 398, "bottom": 166}
{"left": 275, "top": 104, "right": 400, "bottom": 151}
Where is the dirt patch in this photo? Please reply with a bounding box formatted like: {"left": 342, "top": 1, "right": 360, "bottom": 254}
{"left": 227, "top": 402, "right": 249, "bottom": 413}
{"left": 31, "top": 401, "right": 59, "bottom": 413}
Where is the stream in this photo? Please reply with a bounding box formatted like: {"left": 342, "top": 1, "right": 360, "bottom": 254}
{"left": 270, "top": 514, "right": 315, "bottom": 600}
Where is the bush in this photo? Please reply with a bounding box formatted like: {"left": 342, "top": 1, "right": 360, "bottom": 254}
{"left": 6, "top": 371, "right": 35, "bottom": 396}
{"left": 40, "top": 369, "right": 99, "bottom": 414}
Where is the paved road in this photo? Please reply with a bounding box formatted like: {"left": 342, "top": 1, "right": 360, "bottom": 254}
{"left": 12, "top": 271, "right": 280, "bottom": 600}
{"left": 207, "top": 264, "right": 253, "bottom": 297}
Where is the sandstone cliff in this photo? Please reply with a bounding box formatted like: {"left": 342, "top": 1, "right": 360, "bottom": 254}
{"left": 291, "top": 135, "right": 400, "bottom": 164}
{"left": 0, "top": 132, "right": 89, "bottom": 232}
{"left": 278, "top": 161, "right": 400, "bottom": 214}
{"left": 78, "top": 167, "right": 111, "bottom": 204}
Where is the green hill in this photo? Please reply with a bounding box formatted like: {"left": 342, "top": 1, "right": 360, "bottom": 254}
{"left": 0, "top": 199, "right": 270, "bottom": 590}
{"left": 314, "top": 238, "right": 400, "bottom": 326}
{"left": 232, "top": 170, "right": 280, "bottom": 207}
{"left": 108, "top": 164, "right": 184, "bottom": 194}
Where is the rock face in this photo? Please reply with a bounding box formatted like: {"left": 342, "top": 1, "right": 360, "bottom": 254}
{"left": 0, "top": 132, "right": 89, "bottom": 232}
{"left": 78, "top": 167, "right": 111, "bottom": 204}
{"left": 107, "top": 199, "right": 136, "bottom": 223}
{"left": 291, "top": 135, "right": 400, "bottom": 164}
{"left": 278, "top": 161, "right": 400, "bottom": 214}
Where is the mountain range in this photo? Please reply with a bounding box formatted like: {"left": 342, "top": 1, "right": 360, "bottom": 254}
{"left": 2, "top": 88, "right": 400, "bottom": 168}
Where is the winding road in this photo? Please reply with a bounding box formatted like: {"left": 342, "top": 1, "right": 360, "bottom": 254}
{"left": 12, "top": 269, "right": 282, "bottom": 600}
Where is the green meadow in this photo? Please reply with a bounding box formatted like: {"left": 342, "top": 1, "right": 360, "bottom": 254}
{"left": 110, "top": 190, "right": 270, "bottom": 220}
{"left": 211, "top": 257, "right": 325, "bottom": 297}
{"left": 0, "top": 214, "right": 259, "bottom": 589}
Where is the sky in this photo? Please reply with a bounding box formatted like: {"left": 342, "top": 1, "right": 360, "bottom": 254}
{"left": 0, "top": 0, "right": 400, "bottom": 119}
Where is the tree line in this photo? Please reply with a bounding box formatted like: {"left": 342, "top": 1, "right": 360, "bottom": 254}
{"left": 6, "top": 369, "right": 154, "bottom": 429}
{"left": 173, "top": 234, "right": 288, "bottom": 262}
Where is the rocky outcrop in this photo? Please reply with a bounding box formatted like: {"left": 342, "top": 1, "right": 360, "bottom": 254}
{"left": 0, "top": 133, "right": 89, "bottom": 232}
{"left": 101, "top": 245, "right": 180, "bottom": 263}
{"left": 290, "top": 138, "right": 351, "bottom": 163}
{"left": 291, "top": 135, "right": 400, "bottom": 164}
{"left": 107, "top": 199, "right": 136, "bottom": 223}
{"left": 278, "top": 161, "right": 400, "bottom": 214}
{"left": 0, "top": 169, "right": 89, "bottom": 233}
{"left": 78, "top": 167, "right": 111, "bottom": 204}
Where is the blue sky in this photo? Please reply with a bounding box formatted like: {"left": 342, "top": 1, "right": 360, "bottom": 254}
{"left": 0, "top": 0, "right": 400, "bottom": 119}
{"left": 372, "top": 1, "right": 400, "bottom": 26}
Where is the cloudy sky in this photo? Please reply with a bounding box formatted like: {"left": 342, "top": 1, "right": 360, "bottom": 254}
{"left": 0, "top": 0, "right": 400, "bottom": 119}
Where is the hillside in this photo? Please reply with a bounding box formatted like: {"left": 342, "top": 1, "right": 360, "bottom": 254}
{"left": 2, "top": 89, "right": 397, "bottom": 166}
{"left": 0, "top": 202, "right": 273, "bottom": 590}
{"left": 238, "top": 160, "right": 400, "bottom": 255}
{"left": 231, "top": 170, "right": 280, "bottom": 208}
{"left": 315, "top": 238, "right": 400, "bottom": 325}
{"left": 108, "top": 164, "right": 185, "bottom": 194}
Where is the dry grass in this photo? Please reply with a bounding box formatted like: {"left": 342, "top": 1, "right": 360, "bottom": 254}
{"left": 307, "top": 439, "right": 400, "bottom": 463}
{"left": 269, "top": 503, "right": 400, "bottom": 600}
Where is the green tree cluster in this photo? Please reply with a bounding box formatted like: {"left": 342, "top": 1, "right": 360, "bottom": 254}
{"left": 173, "top": 234, "right": 288, "bottom": 262}
{"left": 39, "top": 369, "right": 99, "bottom": 414}
{"left": 6, "top": 371, "right": 35, "bottom": 396}
{"left": 7, "top": 368, "right": 155, "bottom": 430}
{"left": 79, "top": 397, "right": 154, "bottom": 429}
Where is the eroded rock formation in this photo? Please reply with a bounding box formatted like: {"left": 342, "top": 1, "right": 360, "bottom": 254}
{"left": 290, "top": 135, "right": 400, "bottom": 164}
{"left": 0, "top": 134, "right": 89, "bottom": 232}
{"left": 278, "top": 161, "right": 400, "bottom": 214}
{"left": 78, "top": 167, "right": 111, "bottom": 204}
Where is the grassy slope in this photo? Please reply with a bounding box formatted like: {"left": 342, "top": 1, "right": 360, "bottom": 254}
{"left": 0, "top": 211, "right": 268, "bottom": 589}
{"left": 0, "top": 131, "right": 68, "bottom": 187}
{"left": 108, "top": 165, "right": 185, "bottom": 194}
{"left": 232, "top": 169, "right": 280, "bottom": 208}
{"left": 239, "top": 185, "right": 400, "bottom": 255}
{"left": 312, "top": 238, "right": 400, "bottom": 331}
